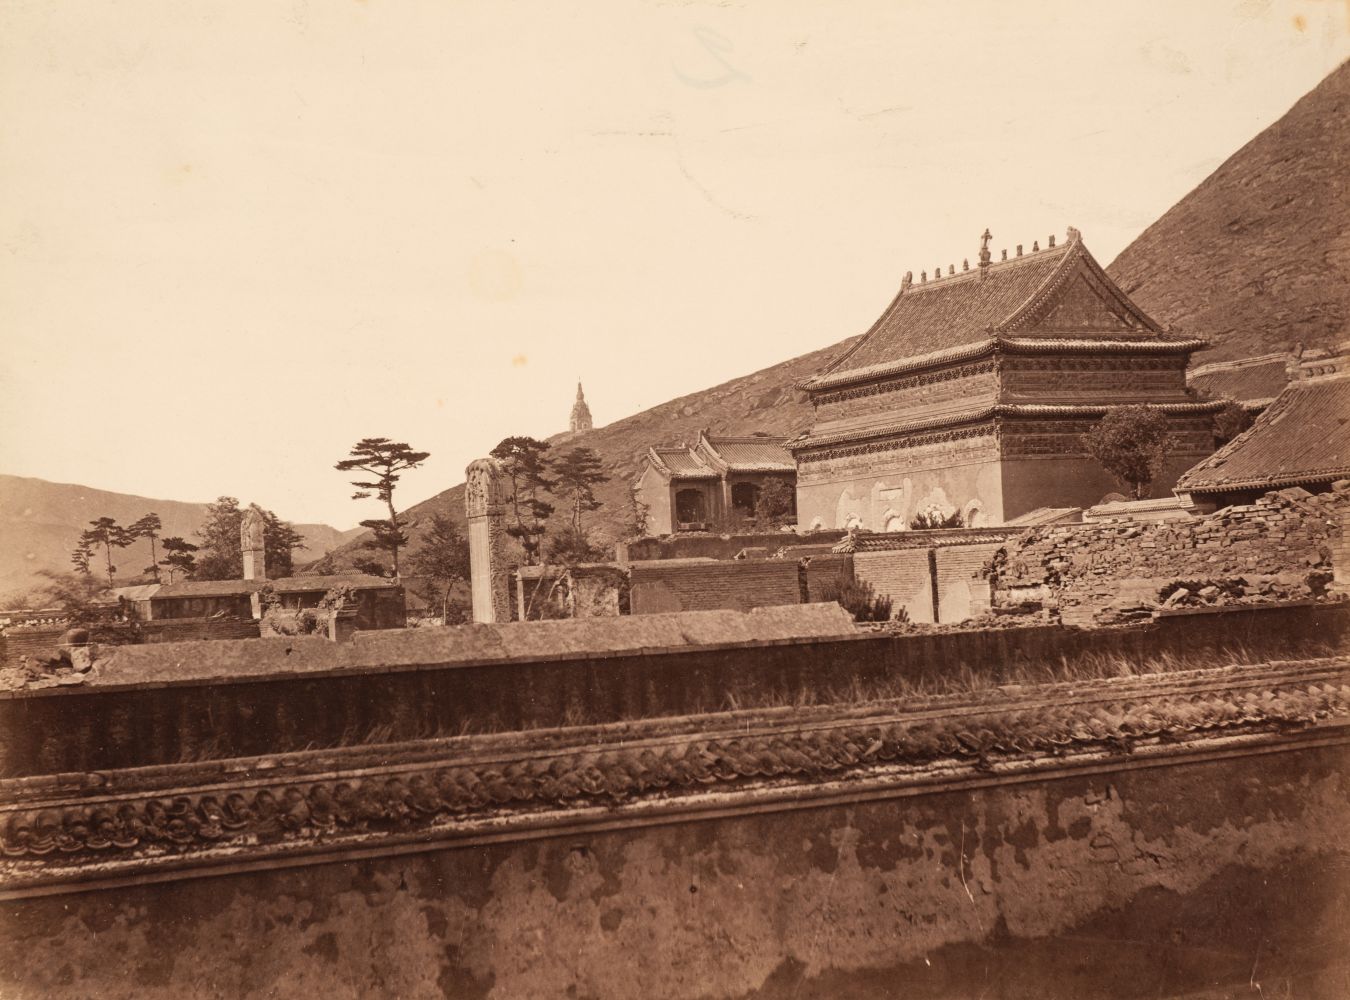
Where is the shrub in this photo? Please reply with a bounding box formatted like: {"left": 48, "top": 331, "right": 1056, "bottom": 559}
{"left": 817, "top": 574, "right": 895, "bottom": 622}
{"left": 910, "top": 508, "right": 964, "bottom": 530}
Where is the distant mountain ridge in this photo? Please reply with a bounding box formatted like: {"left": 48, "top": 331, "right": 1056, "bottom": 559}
{"left": 0, "top": 474, "right": 362, "bottom": 600}
{"left": 1107, "top": 60, "right": 1350, "bottom": 363}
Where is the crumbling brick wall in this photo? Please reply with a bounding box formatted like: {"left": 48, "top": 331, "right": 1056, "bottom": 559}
{"left": 629, "top": 559, "right": 802, "bottom": 614}
{"left": 994, "top": 485, "right": 1349, "bottom": 626}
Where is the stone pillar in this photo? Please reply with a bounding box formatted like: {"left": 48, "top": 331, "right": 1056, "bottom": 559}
{"left": 241, "top": 508, "right": 267, "bottom": 619}
{"left": 466, "top": 457, "right": 512, "bottom": 624}
{"left": 241, "top": 508, "right": 266, "bottom": 582}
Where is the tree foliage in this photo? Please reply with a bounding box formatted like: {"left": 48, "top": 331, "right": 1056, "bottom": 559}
{"left": 622, "top": 483, "right": 651, "bottom": 540}
{"left": 1212, "top": 400, "right": 1255, "bottom": 446}
{"left": 1082, "top": 405, "right": 1176, "bottom": 500}
{"left": 407, "top": 511, "right": 471, "bottom": 621}
{"left": 158, "top": 536, "right": 199, "bottom": 583}
{"left": 552, "top": 446, "right": 609, "bottom": 535}
{"left": 909, "top": 507, "right": 964, "bottom": 531}
{"left": 31, "top": 570, "right": 119, "bottom": 626}
{"left": 545, "top": 528, "right": 608, "bottom": 566}
{"left": 193, "top": 497, "right": 306, "bottom": 580}
{"left": 78, "top": 517, "right": 134, "bottom": 586}
{"left": 816, "top": 574, "right": 895, "bottom": 623}
{"left": 335, "top": 437, "right": 430, "bottom": 577}
{"left": 129, "top": 513, "right": 163, "bottom": 582}
{"left": 753, "top": 478, "right": 796, "bottom": 527}
{"left": 490, "top": 436, "right": 555, "bottom": 565}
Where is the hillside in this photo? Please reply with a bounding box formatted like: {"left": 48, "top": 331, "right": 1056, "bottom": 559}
{"left": 328, "top": 337, "right": 859, "bottom": 564}
{"left": 0, "top": 474, "right": 362, "bottom": 601}
{"left": 334, "top": 64, "right": 1350, "bottom": 567}
{"left": 1107, "top": 60, "right": 1350, "bottom": 363}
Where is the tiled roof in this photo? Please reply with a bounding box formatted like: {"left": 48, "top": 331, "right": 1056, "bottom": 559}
{"left": 1003, "top": 507, "right": 1083, "bottom": 526}
{"left": 150, "top": 574, "right": 398, "bottom": 599}
{"left": 702, "top": 436, "right": 795, "bottom": 472}
{"left": 648, "top": 447, "right": 718, "bottom": 479}
{"left": 1188, "top": 353, "right": 1290, "bottom": 406}
{"left": 1176, "top": 375, "right": 1350, "bottom": 493}
{"left": 832, "top": 527, "right": 1024, "bottom": 553}
{"left": 804, "top": 231, "right": 1189, "bottom": 391}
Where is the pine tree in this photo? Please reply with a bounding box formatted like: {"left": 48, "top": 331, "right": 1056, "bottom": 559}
{"left": 335, "top": 438, "right": 430, "bottom": 577}
{"left": 129, "top": 513, "right": 163, "bottom": 582}
{"left": 158, "top": 537, "right": 199, "bottom": 583}
{"left": 408, "top": 511, "right": 471, "bottom": 620}
{"left": 490, "top": 436, "right": 555, "bottom": 565}
{"left": 552, "top": 446, "right": 608, "bottom": 535}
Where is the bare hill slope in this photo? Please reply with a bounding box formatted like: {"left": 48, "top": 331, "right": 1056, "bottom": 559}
{"left": 1107, "top": 61, "right": 1350, "bottom": 363}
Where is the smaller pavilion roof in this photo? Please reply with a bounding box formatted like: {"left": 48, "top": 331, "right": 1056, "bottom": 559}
{"left": 1176, "top": 374, "right": 1350, "bottom": 494}
{"left": 644, "top": 433, "right": 796, "bottom": 480}
{"left": 698, "top": 433, "right": 795, "bottom": 473}
{"left": 645, "top": 447, "right": 719, "bottom": 480}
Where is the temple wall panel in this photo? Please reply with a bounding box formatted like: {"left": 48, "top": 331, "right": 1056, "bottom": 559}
{"left": 999, "top": 452, "right": 1206, "bottom": 523}
{"left": 795, "top": 429, "right": 1003, "bottom": 532}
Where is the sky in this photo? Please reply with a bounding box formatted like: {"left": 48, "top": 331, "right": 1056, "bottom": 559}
{"left": 1, "top": 1, "right": 1346, "bottom": 528}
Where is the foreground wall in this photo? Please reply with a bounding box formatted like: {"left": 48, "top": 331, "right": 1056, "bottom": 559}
{"left": 4, "top": 601, "right": 1345, "bottom": 777}
{"left": 2, "top": 729, "right": 1345, "bottom": 999}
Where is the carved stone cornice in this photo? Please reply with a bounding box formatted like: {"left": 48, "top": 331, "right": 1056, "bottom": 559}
{"left": 2, "top": 658, "right": 1345, "bottom": 898}
{"left": 812, "top": 361, "right": 997, "bottom": 408}
{"left": 795, "top": 422, "right": 996, "bottom": 464}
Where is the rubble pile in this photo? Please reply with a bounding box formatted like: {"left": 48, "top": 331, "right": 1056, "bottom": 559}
{"left": 992, "top": 484, "right": 1348, "bottom": 626}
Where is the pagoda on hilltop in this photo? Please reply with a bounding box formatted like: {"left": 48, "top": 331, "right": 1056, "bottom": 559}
{"left": 788, "top": 228, "right": 1224, "bottom": 530}
{"left": 569, "top": 380, "right": 593, "bottom": 433}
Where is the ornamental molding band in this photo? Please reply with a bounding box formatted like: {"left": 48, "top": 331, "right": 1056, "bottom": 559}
{"left": 812, "top": 361, "right": 998, "bottom": 407}
{"left": 795, "top": 424, "right": 997, "bottom": 465}
{"left": 3, "top": 658, "right": 1345, "bottom": 897}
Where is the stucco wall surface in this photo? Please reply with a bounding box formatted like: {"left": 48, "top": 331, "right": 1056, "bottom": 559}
{"left": 1, "top": 740, "right": 1346, "bottom": 999}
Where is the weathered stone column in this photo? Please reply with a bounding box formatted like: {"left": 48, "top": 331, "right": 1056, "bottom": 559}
{"left": 466, "top": 457, "right": 511, "bottom": 624}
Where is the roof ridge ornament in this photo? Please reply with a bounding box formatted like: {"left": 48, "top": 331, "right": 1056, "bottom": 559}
{"left": 978, "top": 228, "right": 992, "bottom": 279}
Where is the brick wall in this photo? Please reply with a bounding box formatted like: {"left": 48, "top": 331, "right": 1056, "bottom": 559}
{"left": 996, "top": 485, "right": 1350, "bottom": 626}
{"left": 801, "top": 553, "right": 853, "bottom": 603}
{"left": 621, "top": 530, "right": 845, "bottom": 563}
{"left": 629, "top": 559, "right": 802, "bottom": 614}
{"left": 934, "top": 543, "right": 1002, "bottom": 622}
{"left": 854, "top": 549, "right": 934, "bottom": 623}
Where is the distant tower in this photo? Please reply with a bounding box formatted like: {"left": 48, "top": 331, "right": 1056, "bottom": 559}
{"left": 570, "top": 380, "right": 593, "bottom": 432}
